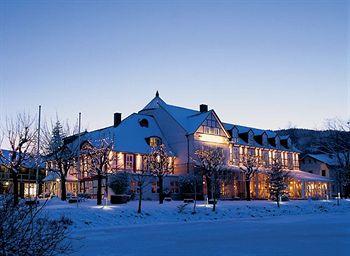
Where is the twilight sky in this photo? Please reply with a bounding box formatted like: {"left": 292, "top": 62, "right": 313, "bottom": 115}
{"left": 0, "top": 0, "right": 349, "bottom": 134}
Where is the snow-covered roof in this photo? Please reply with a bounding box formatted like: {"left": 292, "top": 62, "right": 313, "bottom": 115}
{"left": 227, "top": 166, "right": 331, "bottom": 182}
{"left": 288, "top": 170, "right": 332, "bottom": 182}
{"left": 42, "top": 171, "right": 78, "bottom": 182}
{"left": 0, "top": 149, "right": 45, "bottom": 169}
{"left": 305, "top": 154, "right": 341, "bottom": 166}
{"left": 141, "top": 94, "right": 222, "bottom": 135}
{"left": 223, "top": 123, "right": 277, "bottom": 137}
{"left": 68, "top": 113, "right": 173, "bottom": 155}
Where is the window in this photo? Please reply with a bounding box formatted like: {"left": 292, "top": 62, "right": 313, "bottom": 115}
{"left": 125, "top": 154, "right": 134, "bottom": 170}
{"left": 149, "top": 137, "right": 161, "bottom": 147}
{"left": 214, "top": 128, "right": 220, "bottom": 135}
{"left": 139, "top": 119, "right": 149, "bottom": 127}
{"left": 170, "top": 181, "right": 179, "bottom": 194}
{"left": 322, "top": 170, "right": 326, "bottom": 176}
{"left": 152, "top": 182, "right": 159, "bottom": 193}
{"left": 130, "top": 180, "right": 137, "bottom": 193}
{"left": 201, "top": 113, "right": 222, "bottom": 135}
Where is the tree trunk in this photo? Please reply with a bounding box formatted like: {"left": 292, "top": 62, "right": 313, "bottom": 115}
{"left": 193, "top": 178, "right": 197, "bottom": 214}
{"left": 206, "top": 175, "right": 212, "bottom": 200}
{"left": 158, "top": 176, "right": 164, "bottom": 204}
{"left": 277, "top": 194, "right": 280, "bottom": 208}
{"left": 138, "top": 186, "right": 142, "bottom": 214}
{"left": 97, "top": 171, "right": 102, "bottom": 205}
{"left": 212, "top": 180, "right": 216, "bottom": 212}
{"left": 12, "top": 171, "right": 19, "bottom": 206}
{"left": 245, "top": 178, "right": 251, "bottom": 201}
{"left": 61, "top": 176, "right": 67, "bottom": 201}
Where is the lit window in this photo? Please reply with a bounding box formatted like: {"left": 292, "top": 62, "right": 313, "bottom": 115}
{"left": 214, "top": 128, "right": 220, "bottom": 135}
{"left": 152, "top": 182, "right": 159, "bottom": 193}
{"left": 149, "top": 137, "right": 161, "bottom": 147}
{"left": 125, "top": 154, "right": 134, "bottom": 170}
{"left": 170, "top": 181, "right": 179, "bottom": 194}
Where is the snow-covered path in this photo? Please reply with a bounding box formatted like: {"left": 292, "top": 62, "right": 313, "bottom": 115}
{"left": 72, "top": 211, "right": 350, "bottom": 256}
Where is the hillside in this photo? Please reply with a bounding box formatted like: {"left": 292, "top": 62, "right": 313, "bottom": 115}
{"left": 275, "top": 128, "right": 350, "bottom": 154}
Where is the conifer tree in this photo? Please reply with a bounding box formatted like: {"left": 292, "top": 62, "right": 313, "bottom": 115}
{"left": 268, "top": 158, "right": 289, "bottom": 208}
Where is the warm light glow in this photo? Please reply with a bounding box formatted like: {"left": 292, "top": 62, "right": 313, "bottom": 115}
{"left": 197, "top": 133, "right": 228, "bottom": 144}
{"left": 136, "top": 154, "right": 142, "bottom": 170}
{"left": 117, "top": 152, "right": 124, "bottom": 168}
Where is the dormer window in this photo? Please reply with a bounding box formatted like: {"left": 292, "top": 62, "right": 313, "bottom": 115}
{"left": 149, "top": 137, "right": 161, "bottom": 147}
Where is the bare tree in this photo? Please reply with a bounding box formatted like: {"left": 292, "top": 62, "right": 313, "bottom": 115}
{"left": 0, "top": 195, "right": 72, "bottom": 256}
{"left": 321, "top": 118, "right": 350, "bottom": 197}
{"left": 240, "top": 151, "right": 261, "bottom": 201}
{"left": 131, "top": 158, "right": 152, "bottom": 213}
{"left": 148, "top": 144, "right": 173, "bottom": 204}
{"left": 82, "top": 138, "right": 114, "bottom": 205}
{"left": 42, "top": 120, "right": 78, "bottom": 201}
{"left": 0, "top": 114, "right": 37, "bottom": 205}
{"left": 267, "top": 157, "right": 290, "bottom": 208}
{"left": 195, "top": 147, "right": 225, "bottom": 212}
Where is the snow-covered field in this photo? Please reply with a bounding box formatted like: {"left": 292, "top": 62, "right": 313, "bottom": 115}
{"left": 43, "top": 199, "right": 350, "bottom": 255}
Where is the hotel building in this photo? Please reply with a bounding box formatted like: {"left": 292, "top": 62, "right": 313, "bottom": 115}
{"left": 43, "top": 92, "right": 332, "bottom": 200}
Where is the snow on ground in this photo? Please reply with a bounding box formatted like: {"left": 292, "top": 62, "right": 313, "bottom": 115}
{"left": 72, "top": 211, "right": 350, "bottom": 256}
{"left": 43, "top": 199, "right": 350, "bottom": 229}
{"left": 42, "top": 199, "right": 350, "bottom": 255}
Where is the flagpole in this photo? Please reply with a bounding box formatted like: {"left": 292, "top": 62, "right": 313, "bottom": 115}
{"left": 77, "top": 112, "right": 81, "bottom": 207}
{"left": 35, "top": 105, "right": 41, "bottom": 201}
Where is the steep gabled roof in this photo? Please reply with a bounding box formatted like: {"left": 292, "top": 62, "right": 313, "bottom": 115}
{"left": 68, "top": 113, "right": 173, "bottom": 155}
{"left": 142, "top": 95, "right": 167, "bottom": 110}
{"left": 141, "top": 94, "right": 229, "bottom": 136}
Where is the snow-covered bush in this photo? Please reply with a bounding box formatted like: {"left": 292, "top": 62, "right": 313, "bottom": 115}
{"left": 109, "top": 172, "right": 130, "bottom": 195}
{"left": 0, "top": 196, "right": 72, "bottom": 256}
{"left": 179, "top": 175, "right": 202, "bottom": 198}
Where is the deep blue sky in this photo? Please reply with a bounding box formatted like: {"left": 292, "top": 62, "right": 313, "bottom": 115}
{"left": 0, "top": 0, "right": 348, "bottom": 133}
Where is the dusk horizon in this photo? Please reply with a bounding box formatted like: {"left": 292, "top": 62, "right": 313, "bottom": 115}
{"left": 1, "top": 0, "right": 348, "bottom": 135}
{"left": 0, "top": 1, "right": 350, "bottom": 255}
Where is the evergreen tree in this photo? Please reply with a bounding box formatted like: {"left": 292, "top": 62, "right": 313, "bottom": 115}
{"left": 268, "top": 158, "right": 289, "bottom": 207}
{"left": 48, "top": 121, "right": 65, "bottom": 153}
{"left": 44, "top": 120, "right": 75, "bottom": 201}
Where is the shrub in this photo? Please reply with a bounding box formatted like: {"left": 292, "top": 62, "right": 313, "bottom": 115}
{"left": 179, "top": 175, "right": 202, "bottom": 199}
{"left": 109, "top": 172, "right": 130, "bottom": 195}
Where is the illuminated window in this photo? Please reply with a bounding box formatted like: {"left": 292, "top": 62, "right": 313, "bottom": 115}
{"left": 201, "top": 113, "right": 222, "bottom": 135}
{"left": 125, "top": 154, "right": 134, "bottom": 170}
{"left": 152, "top": 182, "right": 159, "bottom": 193}
{"left": 214, "top": 128, "right": 220, "bottom": 135}
{"left": 170, "top": 181, "right": 179, "bottom": 194}
{"left": 149, "top": 137, "right": 161, "bottom": 147}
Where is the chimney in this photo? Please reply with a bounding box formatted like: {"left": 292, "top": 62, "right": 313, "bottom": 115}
{"left": 114, "top": 112, "right": 121, "bottom": 127}
{"left": 200, "top": 104, "right": 208, "bottom": 113}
